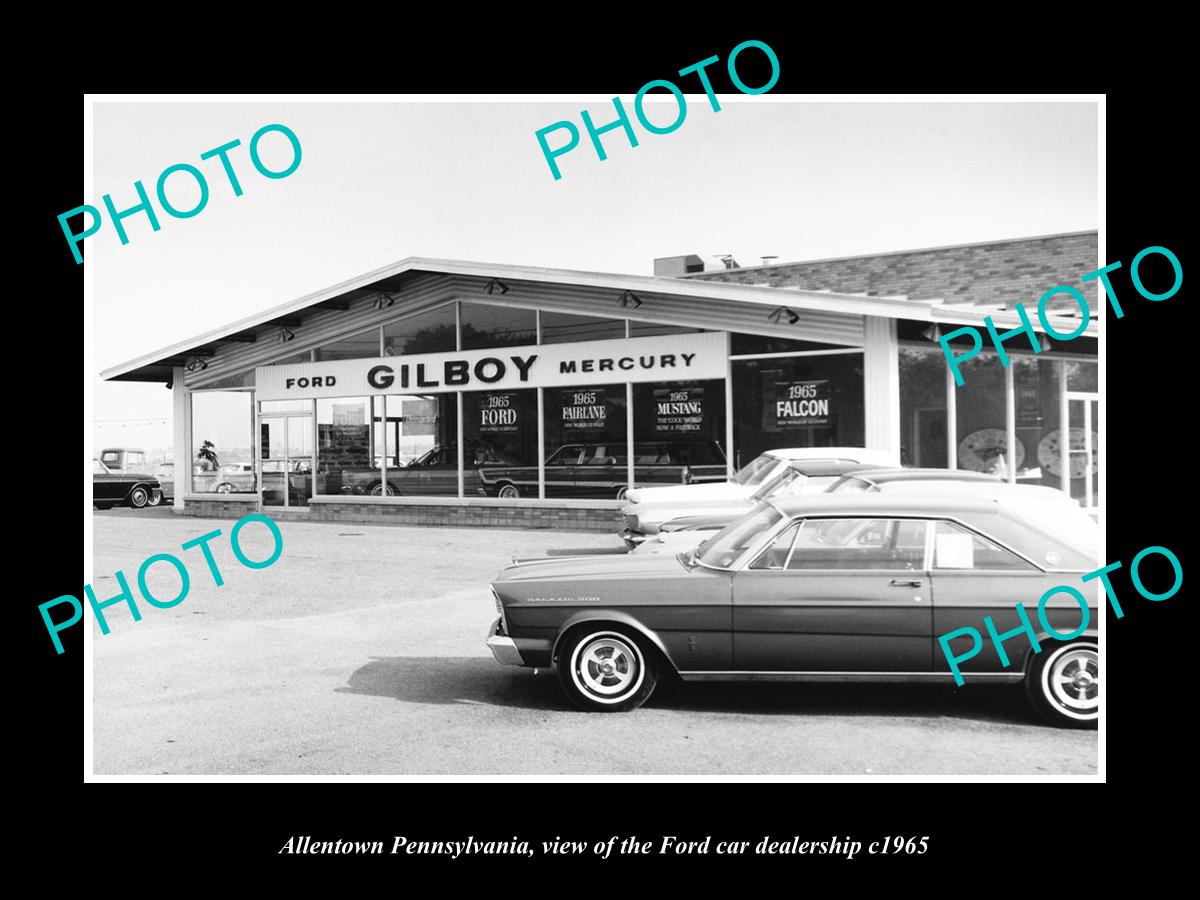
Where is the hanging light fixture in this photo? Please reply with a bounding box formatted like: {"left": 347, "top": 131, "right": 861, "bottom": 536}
{"left": 484, "top": 278, "right": 509, "bottom": 295}
{"left": 184, "top": 356, "right": 208, "bottom": 372}
{"left": 768, "top": 306, "right": 799, "bottom": 325}
{"left": 372, "top": 291, "right": 396, "bottom": 310}
{"left": 618, "top": 290, "right": 642, "bottom": 309}
{"left": 921, "top": 323, "right": 943, "bottom": 342}
{"left": 278, "top": 327, "right": 295, "bottom": 342}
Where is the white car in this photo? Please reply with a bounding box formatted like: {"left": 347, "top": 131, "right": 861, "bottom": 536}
{"left": 633, "top": 480, "right": 1087, "bottom": 555}
{"left": 620, "top": 447, "right": 898, "bottom": 546}
{"left": 621, "top": 459, "right": 872, "bottom": 548}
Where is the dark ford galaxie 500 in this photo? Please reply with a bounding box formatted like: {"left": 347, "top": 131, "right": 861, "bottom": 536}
{"left": 487, "top": 493, "right": 1099, "bottom": 727}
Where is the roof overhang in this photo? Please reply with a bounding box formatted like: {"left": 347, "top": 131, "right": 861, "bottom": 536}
{"left": 100, "top": 256, "right": 1098, "bottom": 382}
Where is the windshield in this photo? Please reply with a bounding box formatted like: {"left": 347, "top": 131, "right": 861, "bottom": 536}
{"left": 752, "top": 467, "right": 801, "bottom": 501}
{"left": 734, "top": 454, "right": 780, "bottom": 486}
{"left": 695, "top": 503, "right": 784, "bottom": 568}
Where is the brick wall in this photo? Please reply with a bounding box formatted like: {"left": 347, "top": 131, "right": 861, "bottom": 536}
{"left": 690, "top": 232, "right": 1099, "bottom": 311}
{"left": 180, "top": 495, "right": 620, "bottom": 532}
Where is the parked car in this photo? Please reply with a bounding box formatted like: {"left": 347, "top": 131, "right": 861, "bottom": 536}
{"left": 99, "top": 447, "right": 153, "bottom": 475}
{"left": 620, "top": 459, "right": 877, "bottom": 548}
{"left": 93, "top": 458, "right": 162, "bottom": 509}
{"left": 486, "top": 492, "right": 1099, "bottom": 727}
{"left": 154, "top": 462, "right": 175, "bottom": 502}
{"left": 331, "top": 445, "right": 521, "bottom": 497}
{"left": 477, "top": 440, "right": 728, "bottom": 500}
{"left": 622, "top": 446, "right": 898, "bottom": 507}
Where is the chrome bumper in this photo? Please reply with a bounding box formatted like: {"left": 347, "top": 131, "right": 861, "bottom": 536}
{"left": 486, "top": 618, "right": 525, "bottom": 666}
{"left": 620, "top": 529, "right": 649, "bottom": 545}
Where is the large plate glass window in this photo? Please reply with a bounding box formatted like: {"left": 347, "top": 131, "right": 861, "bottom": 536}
{"left": 192, "top": 391, "right": 255, "bottom": 495}
{"left": 630, "top": 379, "right": 727, "bottom": 488}
{"left": 373, "top": 394, "right": 459, "bottom": 497}
{"left": 539, "top": 311, "right": 626, "bottom": 344}
{"left": 952, "top": 352, "right": 1014, "bottom": 478}
{"left": 460, "top": 302, "right": 536, "bottom": 351}
{"left": 731, "top": 354, "right": 864, "bottom": 469}
{"left": 463, "top": 389, "right": 538, "bottom": 499}
{"left": 542, "top": 384, "right": 627, "bottom": 499}
{"left": 383, "top": 306, "right": 457, "bottom": 356}
{"left": 899, "top": 346, "right": 948, "bottom": 468}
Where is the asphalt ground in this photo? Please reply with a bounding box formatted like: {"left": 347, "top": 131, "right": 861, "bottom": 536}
{"left": 91, "top": 507, "right": 1098, "bottom": 776}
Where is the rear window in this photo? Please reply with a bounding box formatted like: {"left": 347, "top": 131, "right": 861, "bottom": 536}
{"left": 101, "top": 451, "right": 119, "bottom": 463}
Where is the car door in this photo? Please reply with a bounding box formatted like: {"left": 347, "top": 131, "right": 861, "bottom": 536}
{"left": 731, "top": 516, "right": 933, "bottom": 671}
{"left": 929, "top": 519, "right": 1062, "bottom": 677}
{"left": 572, "top": 444, "right": 617, "bottom": 496}
{"left": 93, "top": 461, "right": 122, "bottom": 501}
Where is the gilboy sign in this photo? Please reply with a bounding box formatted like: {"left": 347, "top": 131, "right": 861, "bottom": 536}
{"left": 256, "top": 331, "right": 726, "bottom": 401}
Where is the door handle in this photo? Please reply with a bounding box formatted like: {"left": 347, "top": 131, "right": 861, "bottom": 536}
{"left": 889, "top": 579, "right": 924, "bottom": 587}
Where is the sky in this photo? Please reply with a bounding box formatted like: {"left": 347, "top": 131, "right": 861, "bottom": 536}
{"left": 91, "top": 98, "right": 1098, "bottom": 454}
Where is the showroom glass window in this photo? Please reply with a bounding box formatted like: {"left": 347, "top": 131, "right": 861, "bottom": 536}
{"left": 375, "top": 394, "right": 459, "bottom": 497}
{"left": 542, "top": 384, "right": 628, "bottom": 499}
{"left": 898, "top": 346, "right": 948, "bottom": 468}
{"left": 952, "top": 351, "right": 1011, "bottom": 478}
{"left": 463, "top": 389, "right": 538, "bottom": 499}
{"left": 731, "top": 353, "right": 865, "bottom": 469}
{"left": 383, "top": 305, "right": 457, "bottom": 356}
{"left": 191, "top": 391, "right": 254, "bottom": 494}
{"left": 314, "top": 328, "right": 380, "bottom": 361}
{"left": 631, "top": 379, "right": 727, "bottom": 488}
{"left": 539, "top": 311, "right": 626, "bottom": 344}
{"left": 460, "top": 302, "right": 536, "bottom": 351}
{"left": 316, "top": 397, "right": 373, "bottom": 496}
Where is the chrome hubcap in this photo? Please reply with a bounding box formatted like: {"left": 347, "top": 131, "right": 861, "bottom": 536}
{"left": 1044, "top": 645, "right": 1098, "bottom": 718}
{"left": 572, "top": 634, "right": 643, "bottom": 702}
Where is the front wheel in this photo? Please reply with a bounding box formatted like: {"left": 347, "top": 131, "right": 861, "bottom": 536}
{"left": 557, "top": 626, "right": 657, "bottom": 712}
{"left": 215, "top": 482, "right": 233, "bottom": 494}
{"left": 1025, "top": 641, "right": 1098, "bottom": 729}
{"left": 128, "top": 486, "right": 150, "bottom": 509}
{"left": 615, "top": 486, "right": 628, "bottom": 501}
{"left": 147, "top": 490, "right": 163, "bottom": 507}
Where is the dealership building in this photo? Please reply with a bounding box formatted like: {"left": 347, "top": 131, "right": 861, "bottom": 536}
{"left": 101, "top": 230, "right": 1100, "bottom": 530}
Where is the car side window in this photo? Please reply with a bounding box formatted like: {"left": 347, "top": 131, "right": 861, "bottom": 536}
{"left": 785, "top": 518, "right": 929, "bottom": 571}
{"left": 749, "top": 523, "right": 802, "bottom": 570}
{"left": 932, "top": 520, "right": 1037, "bottom": 571}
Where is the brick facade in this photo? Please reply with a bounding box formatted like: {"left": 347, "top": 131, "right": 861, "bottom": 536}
{"left": 689, "top": 231, "right": 1099, "bottom": 311}
{"left": 179, "top": 495, "right": 620, "bottom": 532}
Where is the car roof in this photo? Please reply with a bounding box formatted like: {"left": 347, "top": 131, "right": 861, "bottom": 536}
{"left": 785, "top": 460, "right": 878, "bottom": 477}
{"left": 842, "top": 467, "right": 1002, "bottom": 483}
{"left": 771, "top": 492, "right": 1066, "bottom": 517}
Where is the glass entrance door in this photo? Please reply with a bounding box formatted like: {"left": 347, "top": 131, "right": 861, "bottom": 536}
{"left": 261, "top": 414, "right": 314, "bottom": 508}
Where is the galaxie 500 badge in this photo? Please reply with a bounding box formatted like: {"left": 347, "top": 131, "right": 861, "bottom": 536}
{"left": 524, "top": 596, "right": 601, "bottom": 603}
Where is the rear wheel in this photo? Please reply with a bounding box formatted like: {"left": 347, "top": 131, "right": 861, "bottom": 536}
{"left": 557, "top": 626, "right": 657, "bottom": 712}
{"left": 147, "top": 490, "right": 163, "bottom": 507}
{"left": 369, "top": 482, "right": 397, "bottom": 497}
{"left": 615, "top": 486, "right": 628, "bottom": 501}
{"left": 1025, "top": 641, "right": 1098, "bottom": 729}
{"left": 497, "top": 483, "right": 520, "bottom": 499}
{"left": 94, "top": 502, "right": 114, "bottom": 510}
{"left": 128, "top": 486, "right": 150, "bottom": 508}
{"left": 215, "top": 482, "right": 233, "bottom": 494}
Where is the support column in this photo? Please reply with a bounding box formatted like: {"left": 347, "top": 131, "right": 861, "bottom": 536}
{"left": 862, "top": 316, "right": 901, "bottom": 462}
{"left": 172, "top": 366, "right": 190, "bottom": 511}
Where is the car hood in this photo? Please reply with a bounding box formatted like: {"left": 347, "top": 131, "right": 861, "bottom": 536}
{"left": 624, "top": 481, "right": 750, "bottom": 504}
{"left": 633, "top": 500, "right": 753, "bottom": 529}
{"left": 495, "top": 552, "right": 686, "bottom": 584}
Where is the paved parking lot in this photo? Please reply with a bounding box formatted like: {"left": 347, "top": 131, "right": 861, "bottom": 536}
{"left": 92, "top": 509, "right": 1098, "bottom": 775}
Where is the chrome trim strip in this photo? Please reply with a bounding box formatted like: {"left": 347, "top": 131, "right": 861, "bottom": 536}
{"left": 677, "top": 671, "right": 1025, "bottom": 683}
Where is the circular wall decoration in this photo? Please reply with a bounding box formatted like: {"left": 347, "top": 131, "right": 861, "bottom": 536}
{"left": 957, "top": 428, "right": 1026, "bottom": 473}
{"left": 1038, "top": 428, "right": 1098, "bottom": 479}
